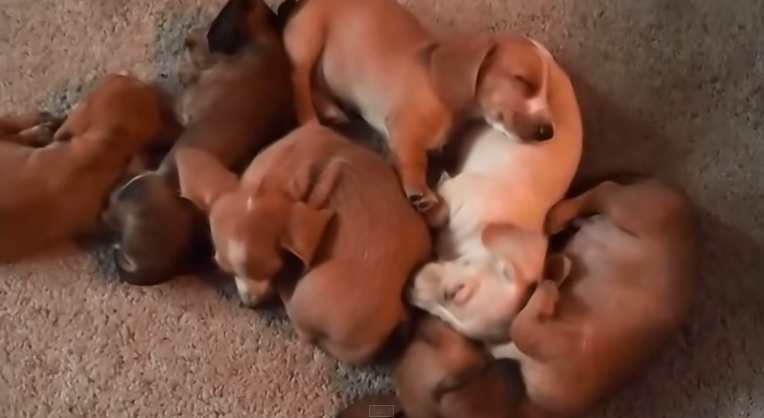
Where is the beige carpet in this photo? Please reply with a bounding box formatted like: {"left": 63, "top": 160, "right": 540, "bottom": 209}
{"left": 1, "top": 0, "right": 763, "bottom": 417}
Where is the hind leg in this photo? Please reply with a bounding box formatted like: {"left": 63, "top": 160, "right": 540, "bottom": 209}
{"left": 283, "top": 13, "right": 327, "bottom": 124}
{"left": 544, "top": 181, "right": 620, "bottom": 234}
{"left": 0, "top": 111, "right": 62, "bottom": 145}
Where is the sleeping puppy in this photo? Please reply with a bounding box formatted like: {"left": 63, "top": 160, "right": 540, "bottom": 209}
{"left": 103, "top": 0, "right": 296, "bottom": 286}
{"left": 337, "top": 314, "right": 521, "bottom": 418}
{"left": 0, "top": 74, "right": 164, "bottom": 263}
{"left": 175, "top": 122, "right": 432, "bottom": 365}
{"left": 282, "top": 0, "right": 556, "bottom": 212}
{"left": 488, "top": 176, "right": 702, "bottom": 418}
{"left": 408, "top": 37, "right": 582, "bottom": 343}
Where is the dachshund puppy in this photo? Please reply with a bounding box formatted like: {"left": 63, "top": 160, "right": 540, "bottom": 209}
{"left": 408, "top": 38, "right": 582, "bottom": 343}
{"left": 0, "top": 74, "right": 164, "bottom": 263}
{"left": 103, "top": 0, "right": 296, "bottom": 285}
{"left": 337, "top": 314, "right": 521, "bottom": 418}
{"left": 489, "top": 176, "right": 702, "bottom": 418}
{"left": 282, "top": 0, "right": 556, "bottom": 212}
{"left": 176, "top": 122, "right": 432, "bottom": 365}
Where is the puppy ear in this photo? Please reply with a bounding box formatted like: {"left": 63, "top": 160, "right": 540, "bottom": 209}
{"left": 426, "top": 36, "right": 497, "bottom": 111}
{"left": 175, "top": 148, "right": 238, "bottom": 212}
{"left": 544, "top": 253, "right": 572, "bottom": 286}
{"left": 480, "top": 223, "right": 547, "bottom": 283}
{"left": 207, "top": 0, "right": 259, "bottom": 55}
{"left": 281, "top": 202, "right": 334, "bottom": 270}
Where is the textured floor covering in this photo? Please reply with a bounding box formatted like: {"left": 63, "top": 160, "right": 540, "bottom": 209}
{"left": 1, "top": 0, "right": 763, "bottom": 417}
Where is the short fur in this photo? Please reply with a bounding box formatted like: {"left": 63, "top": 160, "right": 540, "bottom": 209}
{"left": 338, "top": 315, "right": 522, "bottom": 418}
{"left": 282, "top": 0, "right": 557, "bottom": 212}
{"left": 0, "top": 74, "right": 164, "bottom": 263}
{"left": 408, "top": 38, "right": 583, "bottom": 343}
{"left": 490, "top": 177, "right": 702, "bottom": 418}
{"left": 103, "top": 0, "right": 296, "bottom": 285}
{"left": 176, "top": 122, "right": 432, "bottom": 365}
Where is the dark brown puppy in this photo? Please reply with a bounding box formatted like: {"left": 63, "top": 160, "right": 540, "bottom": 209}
{"left": 338, "top": 314, "right": 521, "bottom": 418}
{"left": 103, "top": 0, "right": 296, "bottom": 285}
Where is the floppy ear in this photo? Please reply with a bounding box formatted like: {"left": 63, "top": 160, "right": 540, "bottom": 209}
{"left": 175, "top": 148, "right": 239, "bottom": 212}
{"left": 480, "top": 223, "right": 547, "bottom": 283}
{"left": 207, "top": 0, "right": 256, "bottom": 55}
{"left": 544, "top": 253, "right": 572, "bottom": 286}
{"left": 280, "top": 201, "right": 334, "bottom": 270}
{"left": 426, "top": 35, "right": 497, "bottom": 111}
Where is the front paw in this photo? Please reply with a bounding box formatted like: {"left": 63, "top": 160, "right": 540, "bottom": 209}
{"left": 406, "top": 187, "right": 439, "bottom": 214}
{"left": 530, "top": 280, "right": 559, "bottom": 318}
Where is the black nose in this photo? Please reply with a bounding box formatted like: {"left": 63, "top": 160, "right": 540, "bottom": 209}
{"left": 535, "top": 123, "right": 554, "bottom": 141}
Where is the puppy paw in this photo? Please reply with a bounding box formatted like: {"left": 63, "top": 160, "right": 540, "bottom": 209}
{"left": 407, "top": 188, "right": 439, "bottom": 214}
{"left": 530, "top": 280, "right": 559, "bottom": 318}
{"left": 17, "top": 119, "right": 61, "bottom": 147}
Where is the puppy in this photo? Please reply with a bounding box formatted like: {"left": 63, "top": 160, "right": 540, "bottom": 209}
{"left": 337, "top": 314, "right": 521, "bottom": 418}
{"left": 176, "top": 122, "right": 432, "bottom": 365}
{"left": 408, "top": 38, "right": 582, "bottom": 343}
{"left": 489, "top": 176, "right": 702, "bottom": 418}
{"left": 104, "top": 0, "right": 296, "bottom": 286}
{"left": 0, "top": 74, "right": 164, "bottom": 263}
{"left": 282, "top": 0, "right": 556, "bottom": 212}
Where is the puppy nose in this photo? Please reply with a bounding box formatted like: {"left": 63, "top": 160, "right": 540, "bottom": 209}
{"left": 535, "top": 123, "right": 554, "bottom": 141}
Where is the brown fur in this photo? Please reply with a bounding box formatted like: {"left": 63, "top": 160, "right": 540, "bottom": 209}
{"left": 491, "top": 177, "right": 702, "bottom": 418}
{"left": 282, "top": 0, "right": 555, "bottom": 213}
{"left": 103, "top": 0, "right": 296, "bottom": 286}
{"left": 176, "top": 122, "right": 432, "bottom": 365}
{"left": 0, "top": 74, "right": 165, "bottom": 263}
{"left": 338, "top": 315, "right": 521, "bottom": 418}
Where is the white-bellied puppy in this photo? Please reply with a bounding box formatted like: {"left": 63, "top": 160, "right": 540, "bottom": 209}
{"left": 409, "top": 37, "right": 583, "bottom": 343}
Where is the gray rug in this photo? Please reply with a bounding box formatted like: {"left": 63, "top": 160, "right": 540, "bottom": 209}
{"left": 1, "top": 0, "right": 762, "bottom": 417}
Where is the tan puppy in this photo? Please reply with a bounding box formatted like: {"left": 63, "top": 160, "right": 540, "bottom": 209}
{"left": 337, "top": 314, "right": 521, "bottom": 418}
{"left": 176, "top": 122, "right": 432, "bottom": 364}
{"left": 0, "top": 74, "right": 164, "bottom": 263}
{"left": 408, "top": 38, "right": 582, "bottom": 343}
{"left": 489, "top": 176, "right": 702, "bottom": 418}
{"left": 283, "top": 0, "right": 556, "bottom": 212}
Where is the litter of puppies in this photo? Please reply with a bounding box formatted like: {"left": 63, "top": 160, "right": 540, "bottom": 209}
{"left": 0, "top": 0, "right": 703, "bottom": 417}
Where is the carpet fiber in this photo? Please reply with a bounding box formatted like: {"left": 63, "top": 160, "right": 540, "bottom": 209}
{"left": 1, "top": 0, "right": 762, "bottom": 417}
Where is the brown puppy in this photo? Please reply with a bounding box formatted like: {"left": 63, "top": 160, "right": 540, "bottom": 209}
{"left": 104, "top": 0, "right": 296, "bottom": 286}
{"left": 0, "top": 74, "right": 164, "bottom": 263}
{"left": 176, "top": 122, "right": 432, "bottom": 365}
{"left": 282, "top": 0, "right": 555, "bottom": 212}
{"left": 490, "top": 177, "right": 702, "bottom": 418}
{"left": 337, "top": 314, "right": 521, "bottom": 418}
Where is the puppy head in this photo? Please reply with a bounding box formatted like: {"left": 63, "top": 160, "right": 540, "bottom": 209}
{"left": 408, "top": 224, "right": 546, "bottom": 343}
{"left": 61, "top": 74, "right": 164, "bottom": 150}
{"left": 176, "top": 148, "right": 334, "bottom": 304}
{"left": 207, "top": 0, "right": 279, "bottom": 55}
{"left": 104, "top": 172, "right": 213, "bottom": 286}
{"left": 478, "top": 36, "right": 555, "bottom": 142}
